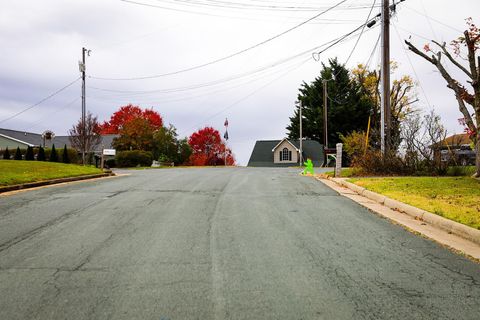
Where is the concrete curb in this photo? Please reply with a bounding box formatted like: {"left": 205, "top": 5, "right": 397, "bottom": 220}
{"left": 323, "top": 176, "right": 480, "bottom": 246}
{"left": 0, "top": 173, "right": 114, "bottom": 194}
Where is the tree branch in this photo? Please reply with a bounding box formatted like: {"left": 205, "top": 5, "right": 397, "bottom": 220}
{"left": 432, "top": 40, "right": 472, "bottom": 79}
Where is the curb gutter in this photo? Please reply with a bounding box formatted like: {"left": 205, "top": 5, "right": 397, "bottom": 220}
{"left": 323, "top": 176, "right": 480, "bottom": 246}
{"left": 0, "top": 173, "right": 114, "bottom": 194}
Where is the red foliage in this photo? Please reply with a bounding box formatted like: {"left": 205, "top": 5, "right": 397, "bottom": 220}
{"left": 188, "top": 127, "right": 236, "bottom": 166}
{"left": 100, "top": 104, "right": 163, "bottom": 134}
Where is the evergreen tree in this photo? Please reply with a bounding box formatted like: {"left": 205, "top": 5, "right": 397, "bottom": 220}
{"left": 14, "top": 147, "right": 22, "bottom": 160}
{"left": 25, "top": 146, "right": 34, "bottom": 160}
{"left": 62, "top": 145, "right": 70, "bottom": 163}
{"left": 37, "top": 146, "right": 46, "bottom": 161}
{"left": 49, "top": 144, "right": 58, "bottom": 162}
{"left": 3, "top": 147, "right": 10, "bottom": 160}
{"left": 286, "top": 58, "right": 372, "bottom": 148}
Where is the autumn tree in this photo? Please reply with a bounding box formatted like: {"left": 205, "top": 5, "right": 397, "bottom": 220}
{"left": 188, "top": 127, "right": 235, "bottom": 166}
{"left": 405, "top": 18, "right": 480, "bottom": 176}
{"left": 113, "top": 117, "right": 155, "bottom": 151}
{"left": 100, "top": 104, "right": 163, "bottom": 134}
{"left": 351, "top": 62, "right": 417, "bottom": 150}
{"left": 69, "top": 112, "right": 102, "bottom": 162}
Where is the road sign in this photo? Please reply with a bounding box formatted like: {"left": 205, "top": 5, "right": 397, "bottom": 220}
{"left": 103, "top": 149, "right": 116, "bottom": 156}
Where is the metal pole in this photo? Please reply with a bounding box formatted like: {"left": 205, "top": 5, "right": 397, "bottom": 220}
{"left": 81, "top": 47, "right": 86, "bottom": 165}
{"left": 380, "top": 0, "right": 391, "bottom": 155}
{"left": 299, "top": 100, "right": 303, "bottom": 164}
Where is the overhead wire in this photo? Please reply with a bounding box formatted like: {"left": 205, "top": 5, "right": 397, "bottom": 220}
{"left": 0, "top": 77, "right": 81, "bottom": 125}
{"left": 93, "top": 0, "right": 350, "bottom": 80}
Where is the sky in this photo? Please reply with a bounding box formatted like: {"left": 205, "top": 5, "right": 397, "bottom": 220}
{"left": 0, "top": 0, "right": 478, "bottom": 165}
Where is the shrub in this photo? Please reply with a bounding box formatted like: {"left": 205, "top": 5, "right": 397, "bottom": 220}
{"left": 25, "top": 146, "right": 34, "bottom": 161}
{"left": 116, "top": 150, "right": 153, "bottom": 167}
{"left": 62, "top": 145, "right": 70, "bottom": 163}
{"left": 3, "top": 147, "right": 10, "bottom": 160}
{"left": 49, "top": 144, "right": 59, "bottom": 162}
{"left": 37, "top": 147, "right": 46, "bottom": 161}
{"left": 14, "top": 147, "right": 22, "bottom": 160}
{"left": 105, "top": 158, "right": 116, "bottom": 168}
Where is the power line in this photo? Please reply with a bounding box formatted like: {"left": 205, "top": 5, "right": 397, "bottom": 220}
{"left": 0, "top": 77, "right": 81, "bottom": 125}
{"left": 24, "top": 97, "right": 81, "bottom": 132}
{"left": 93, "top": 0, "right": 350, "bottom": 80}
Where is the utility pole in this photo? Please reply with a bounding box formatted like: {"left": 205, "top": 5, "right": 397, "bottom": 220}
{"left": 323, "top": 80, "right": 328, "bottom": 150}
{"left": 299, "top": 100, "right": 303, "bottom": 164}
{"left": 380, "top": 0, "right": 391, "bottom": 155}
{"left": 79, "top": 47, "right": 90, "bottom": 165}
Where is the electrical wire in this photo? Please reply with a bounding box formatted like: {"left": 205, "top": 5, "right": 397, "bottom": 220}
{"left": 392, "top": 23, "right": 432, "bottom": 108}
{"left": 24, "top": 97, "right": 81, "bottom": 132}
{"left": 93, "top": 0, "right": 350, "bottom": 80}
{"left": 0, "top": 77, "right": 81, "bottom": 125}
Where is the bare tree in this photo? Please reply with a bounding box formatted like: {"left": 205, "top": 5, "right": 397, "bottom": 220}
{"left": 405, "top": 18, "right": 480, "bottom": 176}
{"left": 69, "top": 112, "right": 101, "bottom": 163}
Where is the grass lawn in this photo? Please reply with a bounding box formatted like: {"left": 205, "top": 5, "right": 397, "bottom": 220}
{"left": 348, "top": 176, "right": 480, "bottom": 230}
{"left": 0, "top": 160, "right": 102, "bottom": 186}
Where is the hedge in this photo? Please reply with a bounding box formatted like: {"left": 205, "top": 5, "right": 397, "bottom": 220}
{"left": 116, "top": 150, "right": 153, "bottom": 167}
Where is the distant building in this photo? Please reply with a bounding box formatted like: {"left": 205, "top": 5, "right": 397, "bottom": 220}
{"left": 0, "top": 128, "right": 117, "bottom": 153}
{"left": 248, "top": 138, "right": 324, "bottom": 167}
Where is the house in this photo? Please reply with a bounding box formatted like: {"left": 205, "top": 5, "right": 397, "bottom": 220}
{"left": 248, "top": 138, "right": 324, "bottom": 167}
{"left": 0, "top": 128, "right": 117, "bottom": 153}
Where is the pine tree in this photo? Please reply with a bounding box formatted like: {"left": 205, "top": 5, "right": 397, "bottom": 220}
{"left": 37, "top": 147, "right": 46, "bottom": 161}
{"left": 14, "top": 147, "right": 22, "bottom": 160}
{"left": 25, "top": 146, "right": 34, "bottom": 160}
{"left": 49, "top": 144, "right": 58, "bottom": 162}
{"left": 62, "top": 145, "right": 70, "bottom": 163}
{"left": 3, "top": 147, "right": 10, "bottom": 160}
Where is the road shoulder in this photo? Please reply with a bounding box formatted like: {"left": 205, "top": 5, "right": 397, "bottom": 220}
{"left": 318, "top": 177, "right": 480, "bottom": 262}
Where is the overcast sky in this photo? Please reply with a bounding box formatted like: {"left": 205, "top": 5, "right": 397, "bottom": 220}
{"left": 0, "top": 0, "right": 478, "bottom": 165}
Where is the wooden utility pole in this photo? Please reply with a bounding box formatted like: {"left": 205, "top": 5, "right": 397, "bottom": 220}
{"left": 80, "top": 47, "right": 87, "bottom": 165}
{"left": 380, "top": 0, "right": 391, "bottom": 155}
{"left": 323, "top": 80, "right": 328, "bottom": 150}
{"left": 299, "top": 101, "right": 303, "bottom": 164}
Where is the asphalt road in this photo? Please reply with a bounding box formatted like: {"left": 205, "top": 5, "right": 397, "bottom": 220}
{"left": 0, "top": 167, "right": 479, "bottom": 320}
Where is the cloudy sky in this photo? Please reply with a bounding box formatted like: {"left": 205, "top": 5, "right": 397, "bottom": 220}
{"left": 0, "top": 0, "right": 478, "bottom": 165}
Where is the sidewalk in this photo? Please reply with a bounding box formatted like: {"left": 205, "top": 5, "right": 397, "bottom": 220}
{"left": 317, "top": 176, "right": 480, "bottom": 261}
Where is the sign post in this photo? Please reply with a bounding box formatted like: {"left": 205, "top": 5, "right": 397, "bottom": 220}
{"left": 101, "top": 149, "right": 115, "bottom": 170}
{"left": 335, "top": 143, "right": 343, "bottom": 177}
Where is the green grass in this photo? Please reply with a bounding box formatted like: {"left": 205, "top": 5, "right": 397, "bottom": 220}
{"left": 324, "top": 167, "right": 359, "bottom": 178}
{"left": 0, "top": 160, "right": 102, "bottom": 186}
{"left": 348, "top": 176, "right": 480, "bottom": 230}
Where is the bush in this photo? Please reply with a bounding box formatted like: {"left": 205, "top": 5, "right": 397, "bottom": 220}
{"left": 37, "top": 147, "right": 46, "bottom": 161}
{"left": 14, "top": 147, "right": 22, "bottom": 160}
{"left": 49, "top": 144, "right": 59, "bottom": 162}
{"left": 105, "top": 158, "right": 116, "bottom": 168}
{"left": 62, "top": 145, "right": 70, "bottom": 163}
{"left": 3, "top": 147, "right": 10, "bottom": 160}
{"left": 25, "top": 146, "right": 34, "bottom": 161}
{"left": 116, "top": 150, "right": 153, "bottom": 167}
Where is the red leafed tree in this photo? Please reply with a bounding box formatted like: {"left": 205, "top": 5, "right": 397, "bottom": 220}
{"left": 188, "top": 126, "right": 235, "bottom": 166}
{"left": 100, "top": 104, "right": 163, "bottom": 134}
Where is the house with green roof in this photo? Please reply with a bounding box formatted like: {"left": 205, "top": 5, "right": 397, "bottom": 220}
{"left": 248, "top": 138, "right": 324, "bottom": 167}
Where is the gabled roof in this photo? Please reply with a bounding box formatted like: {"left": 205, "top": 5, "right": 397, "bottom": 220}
{"left": 0, "top": 128, "right": 42, "bottom": 146}
{"left": 0, "top": 133, "right": 35, "bottom": 147}
{"left": 0, "top": 128, "right": 118, "bottom": 151}
{"left": 248, "top": 139, "right": 324, "bottom": 167}
{"left": 271, "top": 138, "right": 299, "bottom": 152}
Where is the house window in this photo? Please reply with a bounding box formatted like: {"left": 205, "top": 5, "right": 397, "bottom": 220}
{"left": 281, "top": 148, "right": 292, "bottom": 161}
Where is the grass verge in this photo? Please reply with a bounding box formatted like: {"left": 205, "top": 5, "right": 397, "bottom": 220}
{"left": 0, "top": 160, "right": 102, "bottom": 186}
{"left": 348, "top": 176, "right": 480, "bottom": 230}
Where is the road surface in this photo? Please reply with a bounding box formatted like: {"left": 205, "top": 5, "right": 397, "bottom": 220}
{"left": 0, "top": 168, "right": 479, "bottom": 319}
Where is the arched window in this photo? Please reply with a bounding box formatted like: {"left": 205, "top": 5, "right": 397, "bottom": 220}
{"left": 281, "top": 148, "right": 291, "bottom": 161}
